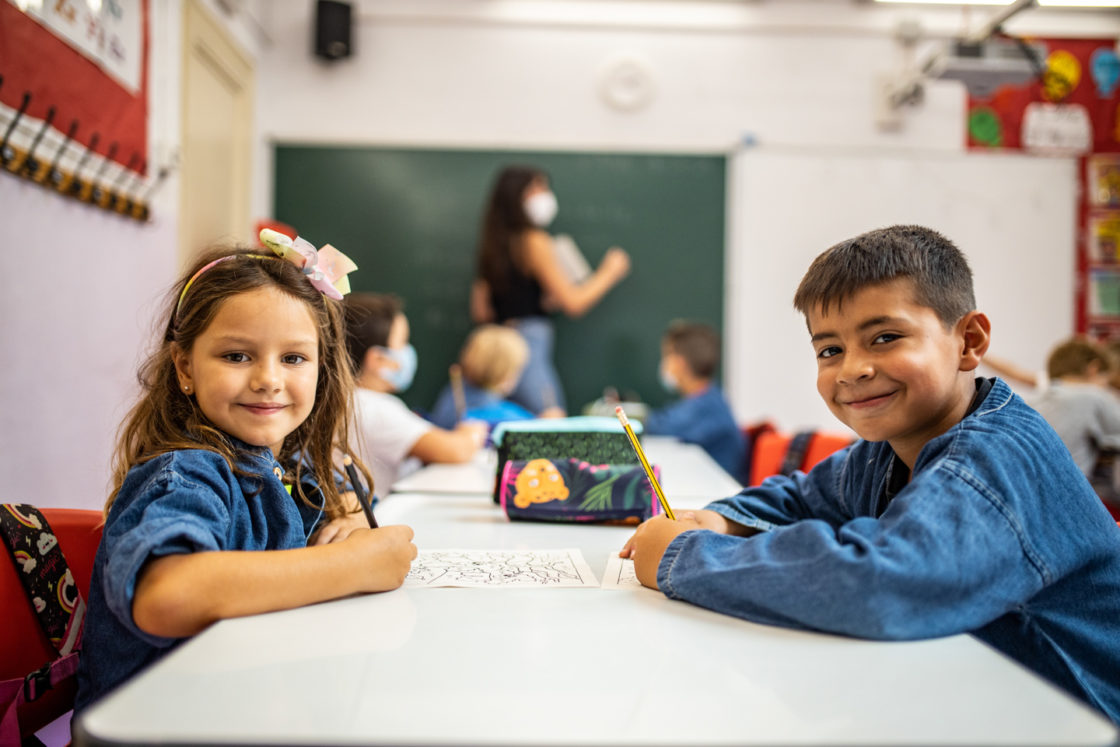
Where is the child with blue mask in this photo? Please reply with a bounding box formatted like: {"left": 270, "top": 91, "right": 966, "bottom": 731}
{"left": 344, "top": 293, "right": 487, "bottom": 495}
{"left": 643, "top": 321, "right": 745, "bottom": 482}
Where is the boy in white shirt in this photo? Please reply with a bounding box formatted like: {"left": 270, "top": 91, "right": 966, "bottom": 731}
{"left": 344, "top": 293, "right": 487, "bottom": 496}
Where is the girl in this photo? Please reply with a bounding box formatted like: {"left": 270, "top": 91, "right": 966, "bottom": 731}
{"left": 470, "top": 165, "right": 631, "bottom": 415}
{"left": 75, "top": 241, "right": 416, "bottom": 710}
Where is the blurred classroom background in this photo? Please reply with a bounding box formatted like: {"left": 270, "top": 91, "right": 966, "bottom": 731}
{"left": 2, "top": 0, "right": 1118, "bottom": 510}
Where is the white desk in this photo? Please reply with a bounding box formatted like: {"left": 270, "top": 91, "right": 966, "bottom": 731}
{"left": 389, "top": 435, "right": 743, "bottom": 507}
{"left": 74, "top": 488, "right": 1119, "bottom": 746}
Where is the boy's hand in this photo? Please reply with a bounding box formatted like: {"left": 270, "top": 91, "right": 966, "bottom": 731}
{"left": 344, "top": 525, "right": 418, "bottom": 592}
{"left": 619, "top": 514, "right": 702, "bottom": 590}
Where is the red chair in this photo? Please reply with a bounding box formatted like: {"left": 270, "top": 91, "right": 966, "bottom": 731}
{"left": 1, "top": 508, "right": 102, "bottom": 742}
{"left": 749, "top": 430, "right": 854, "bottom": 486}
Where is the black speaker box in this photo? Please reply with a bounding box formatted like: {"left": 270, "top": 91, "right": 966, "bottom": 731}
{"left": 315, "top": 0, "right": 352, "bottom": 61}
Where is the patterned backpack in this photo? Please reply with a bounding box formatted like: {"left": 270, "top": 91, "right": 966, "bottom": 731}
{"left": 0, "top": 504, "right": 90, "bottom": 745}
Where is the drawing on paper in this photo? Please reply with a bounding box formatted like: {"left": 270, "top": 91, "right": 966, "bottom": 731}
{"left": 404, "top": 549, "right": 599, "bottom": 588}
{"left": 601, "top": 554, "right": 644, "bottom": 590}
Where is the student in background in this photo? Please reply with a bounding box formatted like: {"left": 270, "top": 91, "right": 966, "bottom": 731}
{"left": 77, "top": 246, "right": 417, "bottom": 710}
{"left": 429, "top": 324, "right": 540, "bottom": 429}
{"left": 622, "top": 225, "right": 1120, "bottom": 724}
{"left": 471, "top": 164, "right": 631, "bottom": 415}
{"left": 643, "top": 320, "right": 745, "bottom": 481}
{"left": 345, "top": 293, "right": 487, "bottom": 495}
{"left": 1028, "top": 338, "right": 1120, "bottom": 491}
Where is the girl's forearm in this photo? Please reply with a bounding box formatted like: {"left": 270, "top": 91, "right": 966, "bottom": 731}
{"left": 132, "top": 543, "right": 367, "bottom": 637}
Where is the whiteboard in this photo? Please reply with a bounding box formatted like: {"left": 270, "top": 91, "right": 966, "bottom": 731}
{"left": 725, "top": 147, "right": 1077, "bottom": 433}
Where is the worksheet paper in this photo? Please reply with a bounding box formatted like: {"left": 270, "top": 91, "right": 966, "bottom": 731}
{"left": 601, "top": 554, "right": 644, "bottom": 590}
{"left": 404, "top": 549, "right": 599, "bottom": 588}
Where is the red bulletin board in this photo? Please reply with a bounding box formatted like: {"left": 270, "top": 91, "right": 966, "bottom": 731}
{"left": 966, "top": 38, "right": 1119, "bottom": 153}
{"left": 965, "top": 37, "right": 1120, "bottom": 337}
{"left": 0, "top": 0, "right": 149, "bottom": 173}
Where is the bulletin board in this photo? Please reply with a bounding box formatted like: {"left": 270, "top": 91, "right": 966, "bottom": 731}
{"left": 0, "top": 0, "right": 148, "bottom": 174}
{"left": 273, "top": 146, "right": 726, "bottom": 415}
{"left": 964, "top": 37, "right": 1120, "bottom": 338}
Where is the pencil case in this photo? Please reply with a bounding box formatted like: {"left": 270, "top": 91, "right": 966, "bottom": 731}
{"left": 499, "top": 458, "right": 661, "bottom": 523}
{"left": 490, "top": 417, "right": 641, "bottom": 503}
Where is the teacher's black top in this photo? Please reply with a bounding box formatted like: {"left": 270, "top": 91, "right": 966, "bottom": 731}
{"left": 491, "top": 263, "right": 546, "bottom": 323}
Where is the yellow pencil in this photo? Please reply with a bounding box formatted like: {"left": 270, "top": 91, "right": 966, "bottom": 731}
{"left": 449, "top": 364, "right": 466, "bottom": 421}
{"left": 615, "top": 405, "right": 675, "bottom": 520}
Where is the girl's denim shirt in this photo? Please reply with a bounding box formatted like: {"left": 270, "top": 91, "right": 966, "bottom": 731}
{"left": 659, "top": 378, "right": 1120, "bottom": 724}
{"left": 75, "top": 442, "right": 325, "bottom": 711}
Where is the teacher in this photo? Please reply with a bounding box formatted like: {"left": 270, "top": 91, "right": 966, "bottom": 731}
{"left": 471, "top": 165, "right": 631, "bottom": 415}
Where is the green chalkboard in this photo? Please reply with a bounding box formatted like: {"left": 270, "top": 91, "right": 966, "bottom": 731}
{"left": 273, "top": 146, "right": 725, "bottom": 415}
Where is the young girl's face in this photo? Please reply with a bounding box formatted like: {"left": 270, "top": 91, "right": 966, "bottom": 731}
{"left": 173, "top": 286, "right": 320, "bottom": 456}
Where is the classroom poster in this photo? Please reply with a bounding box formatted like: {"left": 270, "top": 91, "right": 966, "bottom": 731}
{"left": 964, "top": 37, "right": 1120, "bottom": 337}
{"left": 966, "top": 38, "right": 1119, "bottom": 154}
{"left": 0, "top": 0, "right": 149, "bottom": 172}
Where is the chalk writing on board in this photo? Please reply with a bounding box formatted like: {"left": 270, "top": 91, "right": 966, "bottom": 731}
{"left": 404, "top": 549, "right": 599, "bottom": 588}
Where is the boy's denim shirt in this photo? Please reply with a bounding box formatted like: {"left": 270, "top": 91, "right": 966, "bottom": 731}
{"left": 75, "top": 442, "right": 326, "bottom": 712}
{"left": 660, "top": 378, "right": 1120, "bottom": 723}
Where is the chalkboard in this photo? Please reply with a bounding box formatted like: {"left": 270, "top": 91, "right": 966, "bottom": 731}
{"left": 274, "top": 146, "right": 726, "bottom": 415}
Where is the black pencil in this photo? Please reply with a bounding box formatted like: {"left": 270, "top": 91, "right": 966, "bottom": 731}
{"left": 343, "top": 454, "right": 378, "bottom": 528}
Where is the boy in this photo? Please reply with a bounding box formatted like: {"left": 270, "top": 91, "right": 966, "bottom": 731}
{"left": 1029, "top": 337, "right": 1120, "bottom": 480}
{"left": 428, "top": 324, "right": 536, "bottom": 429}
{"left": 644, "top": 321, "right": 745, "bottom": 481}
{"left": 622, "top": 225, "right": 1120, "bottom": 723}
{"left": 344, "top": 293, "right": 487, "bottom": 496}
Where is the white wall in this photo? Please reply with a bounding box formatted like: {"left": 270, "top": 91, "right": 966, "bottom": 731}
{"left": 255, "top": 0, "right": 1116, "bottom": 431}
{"left": 0, "top": 0, "right": 264, "bottom": 510}
{"left": 2, "top": 1, "right": 1116, "bottom": 510}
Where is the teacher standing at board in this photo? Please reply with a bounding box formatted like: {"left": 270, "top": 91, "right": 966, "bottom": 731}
{"left": 471, "top": 165, "right": 631, "bottom": 415}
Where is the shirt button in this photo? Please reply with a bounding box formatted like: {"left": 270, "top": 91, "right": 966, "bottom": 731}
{"left": 274, "top": 467, "right": 284, "bottom": 480}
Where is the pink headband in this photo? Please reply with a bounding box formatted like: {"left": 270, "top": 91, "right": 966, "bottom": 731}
{"left": 175, "top": 230, "right": 358, "bottom": 318}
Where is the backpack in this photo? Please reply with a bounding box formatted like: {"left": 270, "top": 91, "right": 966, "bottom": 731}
{"left": 0, "top": 504, "right": 89, "bottom": 746}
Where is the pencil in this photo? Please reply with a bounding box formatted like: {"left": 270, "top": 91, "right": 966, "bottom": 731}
{"left": 342, "top": 454, "right": 378, "bottom": 528}
{"left": 449, "top": 363, "right": 466, "bottom": 421}
{"left": 615, "top": 406, "right": 675, "bottom": 520}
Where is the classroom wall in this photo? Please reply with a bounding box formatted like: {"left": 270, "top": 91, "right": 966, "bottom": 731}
{"left": 3, "top": 2, "right": 1116, "bottom": 510}
{"left": 255, "top": 1, "right": 1118, "bottom": 431}
{"left": 0, "top": 0, "right": 265, "bottom": 510}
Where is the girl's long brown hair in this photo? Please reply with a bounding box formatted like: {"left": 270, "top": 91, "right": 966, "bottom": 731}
{"left": 107, "top": 244, "right": 372, "bottom": 520}
{"left": 476, "top": 165, "right": 546, "bottom": 295}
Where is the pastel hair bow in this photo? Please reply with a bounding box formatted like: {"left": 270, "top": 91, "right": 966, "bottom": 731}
{"left": 259, "top": 228, "right": 358, "bottom": 301}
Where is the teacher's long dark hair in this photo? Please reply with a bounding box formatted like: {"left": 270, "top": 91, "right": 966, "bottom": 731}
{"left": 476, "top": 165, "right": 546, "bottom": 295}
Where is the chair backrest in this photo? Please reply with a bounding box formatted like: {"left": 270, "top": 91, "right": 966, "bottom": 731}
{"left": 749, "top": 430, "right": 854, "bottom": 486}
{"left": 1, "top": 507, "right": 102, "bottom": 736}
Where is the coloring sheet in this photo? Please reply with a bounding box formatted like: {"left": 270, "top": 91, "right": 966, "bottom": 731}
{"left": 601, "top": 554, "right": 644, "bottom": 590}
{"left": 404, "top": 549, "right": 599, "bottom": 588}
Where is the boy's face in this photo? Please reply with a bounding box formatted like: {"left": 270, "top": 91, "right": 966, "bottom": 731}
{"left": 806, "top": 278, "right": 987, "bottom": 468}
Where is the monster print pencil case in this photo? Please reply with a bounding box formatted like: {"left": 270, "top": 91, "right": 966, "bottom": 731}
{"left": 499, "top": 458, "right": 661, "bottom": 523}
{"left": 490, "top": 417, "right": 642, "bottom": 503}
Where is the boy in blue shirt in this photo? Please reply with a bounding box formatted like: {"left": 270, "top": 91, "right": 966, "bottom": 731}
{"left": 644, "top": 321, "right": 745, "bottom": 481}
{"left": 623, "top": 225, "right": 1120, "bottom": 723}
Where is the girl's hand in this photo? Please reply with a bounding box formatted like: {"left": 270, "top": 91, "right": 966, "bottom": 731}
{"left": 343, "top": 524, "right": 418, "bottom": 592}
{"left": 619, "top": 514, "right": 702, "bottom": 590}
{"left": 309, "top": 510, "right": 369, "bottom": 545}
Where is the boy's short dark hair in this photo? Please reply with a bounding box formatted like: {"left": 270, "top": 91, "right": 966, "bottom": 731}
{"left": 343, "top": 292, "right": 403, "bottom": 374}
{"left": 1048, "top": 338, "right": 1113, "bottom": 380}
{"left": 664, "top": 320, "right": 720, "bottom": 379}
{"left": 793, "top": 225, "right": 976, "bottom": 327}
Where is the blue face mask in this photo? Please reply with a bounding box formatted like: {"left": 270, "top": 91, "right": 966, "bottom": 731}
{"left": 659, "top": 365, "right": 678, "bottom": 394}
{"left": 378, "top": 344, "right": 418, "bottom": 392}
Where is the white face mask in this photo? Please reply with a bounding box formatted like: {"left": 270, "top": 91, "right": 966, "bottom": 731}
{"left": 524, "top": 191, "right": 558, "bottom": 227}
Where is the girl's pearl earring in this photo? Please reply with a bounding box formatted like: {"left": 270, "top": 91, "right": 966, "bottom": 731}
{"left": 183, "top": 385, "right": 191, "bottom": 394}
